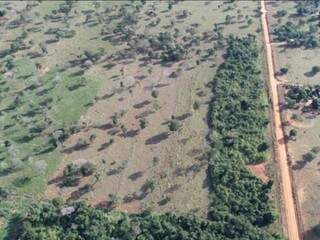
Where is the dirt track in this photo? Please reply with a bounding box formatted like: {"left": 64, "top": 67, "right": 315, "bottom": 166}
{"left": 260, "top": 1, "right": 301, "bottom": 240}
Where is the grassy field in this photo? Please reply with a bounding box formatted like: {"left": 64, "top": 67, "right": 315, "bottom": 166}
{"left": 0, "top": 0, "right": 281, "bottom": 238}
{"left": 266, "top": 1, "right": 320, "bottom": 239}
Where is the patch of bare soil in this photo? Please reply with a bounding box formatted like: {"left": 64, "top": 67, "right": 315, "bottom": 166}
{"left": 248, "top": 163, "right": 269, "bottom": 183}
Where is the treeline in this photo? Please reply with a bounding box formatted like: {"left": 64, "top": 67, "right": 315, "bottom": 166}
{"left": 17, "top": 200, "right": 280, "bottom": 240}
{"left": 207, "top": 36, "right": 280, "bottom": 236}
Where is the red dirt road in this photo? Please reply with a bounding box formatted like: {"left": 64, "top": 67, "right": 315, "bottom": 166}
{"left": 260, "top": 1, "right": 301, "bottom": 240}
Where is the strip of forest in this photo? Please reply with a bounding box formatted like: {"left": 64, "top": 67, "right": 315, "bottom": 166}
{"left": 207, "top": 35, "right": 280, "bottom": 235}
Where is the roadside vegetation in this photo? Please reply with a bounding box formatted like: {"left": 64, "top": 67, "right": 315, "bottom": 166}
{"left": 207, "top": 36, "right": 279, "bottom": 234}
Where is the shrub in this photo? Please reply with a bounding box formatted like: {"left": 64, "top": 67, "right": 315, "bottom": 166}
{"left": 302, "top": 152, "right": 315, "bottom": 162}
{"left": 279, "top": 67, "right": 288, "bottom": 75}
{"left": 168, "top": 119, "right": 181, "bottom": 132}
{"left": 289, "top": 129, "right": 297, "bottom": 138}
{"left": 52, "top": 197, "right": 64, "bottom": 207}
{"left": 151, "top": 89, "right": 159, "bottom": 98}
{"left": 193, "top": 101, "right": 200, "bottom": 110}
{"left": 311, "top": 65, "right": 320, "bottom": 75}
{"left": 80, "top": 162, "right": 96, "bottom": 176}
{"left": 311, "top": 146, "right": 320, "bottom": 154}
{"left": 139, "top": 118, "right": 148, "bottom": 129}
{"left": 62, "top": 175, "right": 79, "bottom": 187}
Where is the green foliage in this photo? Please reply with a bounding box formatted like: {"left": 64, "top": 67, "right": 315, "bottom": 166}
{"left": 311, "top": 65, "right": 320, "bottom": 75}
{"left": 289, "top": 129, "right": 297, "bottom": 138}
{"left": 17, "top": 201, "right": 282, "bottom": 240}
{"left": 151, "top": 89, "right": 159, "bottom": 98}
{"left": 286, "top": 86, "right": 313, "bottom": 103}
{"left": 279, "top": 67, "right": 288, "bottom": 75}
{"left": 275, "top": 10, "right": 287, "bottom": 18}
{"left": 207, "top": 36, "right": 278, "bottom": 232}
{"left": 311, "top": 146, "right": 320, "bottom": 154}
{"left": 302, "top": 152, "right": 315, "bottom": 162}
{"left": 193, "top": 101, "right": 200, "bottom": 110}
{"left": 312, "top": 223, "right": 320, "bottom": 237}
{"left": 168, "top": 119, "right": 182, "bottom": 132}
{"left": 0, "top": 9, "right": 6, "bottom": 17}
{"left": 61, "top": 162, "right": 96, "bottom": 187}
{"left": 139, "top": 118, "right": 148, "bottom": 129}
{"left": 273, "top": 22, "right": 319, "bottom": 48}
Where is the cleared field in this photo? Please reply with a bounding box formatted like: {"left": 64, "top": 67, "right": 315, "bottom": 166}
{"left": 266, "top": 1, "right": 320, "bottom": 239}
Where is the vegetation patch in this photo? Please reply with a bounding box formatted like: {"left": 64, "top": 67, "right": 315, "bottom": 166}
{"left": 16, "top": 200, "right": 281, "bottom": 240}
{"left": 207, "top": 36, "right": 279, "bottom": 234}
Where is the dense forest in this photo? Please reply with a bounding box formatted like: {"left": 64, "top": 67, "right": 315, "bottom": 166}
{"left": 17, "top": 200, "right": 281, "bottom": 240}
{"left": 207, "top": 36, "right": 279, "bottom": 234}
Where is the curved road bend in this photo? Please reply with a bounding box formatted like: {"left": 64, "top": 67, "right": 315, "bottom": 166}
{"left": 260, "top": 1, "right": 300, "bottom": 240}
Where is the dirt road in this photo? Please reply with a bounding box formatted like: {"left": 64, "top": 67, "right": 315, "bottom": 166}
{"left": 260, "top": 1, "right": 301, "bottom": 240}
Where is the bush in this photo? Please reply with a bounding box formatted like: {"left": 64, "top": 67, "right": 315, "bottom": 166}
{"left": 279, "top": 67, "right": 288, "bottom": 75}
{"left": 312, "top": 224, "right": 320, "bottom": 237}
{"left": 52, "top": 197, "right": 64, "bottom": 207}
{"left": 168, "top": 119, "right": 181, "bottom": 132}
{"left": 0, "top": 9, "right": 6, "bottom": 17}
{"left": 193, "top": 101, "right": 200, "bottom": 110}
{"left": 63, "top": 163, "right": 79, "bottom": 177}
{"left": 311, "top": 146, "right": 320, "bottom": 154}
{"left": 311, "top": 65, "right": 320, "bottom": 75}
{"left": 62, "top": 175, "right": 79, "bottom": 187}
{"left": 139, "top": 118, "right": 148, "bottom": 129}
{"left": 289, "top": 129, "right": 297, "bottom": 138}
{"left": 151, "top": 89, "right": 159, "bottom": 98}
{"left": 302, "top": 152, "right": 315, "bottom": 162}
{"left": 80, "top": 162, "right": 96, "bottom": 176}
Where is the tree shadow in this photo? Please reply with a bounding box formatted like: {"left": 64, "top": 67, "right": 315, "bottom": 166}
{"left": 98, "top": 142, "right": 113, "bottom": 152}
{"left": 107, "top": 129, "right": 120, "bottom": 136}
{"left": 47, "top": 175, "right": 64, "bottom": 185}
{"left": 135, "top": 110, "right": 155, "bottom": 119}
{"left": 93, "top": 122, "right": 113, "bottom": 130}
{"left": 4, "top": 214, "right": 21, "bottom": 240}
{"left": 304, "top": 71, "right": 317, "bottom": 78}
{"left": 292, "top": 160, "right": 308, "bottom": 170}
{"left": 128, "top": 171, "right": 144, "bottom": 181}
{"left": 119, "top": 129, "right": 140, "bottom": 138}
{"left": 68, "top": 184, "right": 92, "bottom": 201}
{"left": 61, "top": 142, "right": 89, "bottom": 154}
{"left": 133, "top": 100, "right": 151, "bottom": 109}
{"left": 145, "top": 132, "right": 169, "bottom": 145}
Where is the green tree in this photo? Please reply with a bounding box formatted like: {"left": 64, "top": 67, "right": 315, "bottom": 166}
{"left": 289, "top": 129, "right": 297, "bottom": 139}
